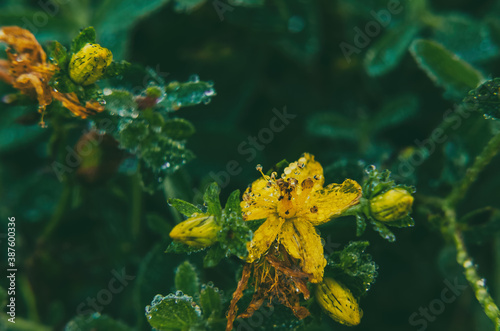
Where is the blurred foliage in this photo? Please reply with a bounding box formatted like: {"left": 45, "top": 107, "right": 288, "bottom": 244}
{"left": 2, "top": 0, "right": 500, "bottom": 330}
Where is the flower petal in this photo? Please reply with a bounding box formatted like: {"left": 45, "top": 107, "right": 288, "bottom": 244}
{"left": 246, "top": 214, "right": 284, "bottom": 263}
{"left": 303, "top": 179, "right": 362, "bottom": 226}
{"left": 0, "top": 26, "right": 47, "bottom": 64}
{"left": 52, "top": 91, "right": 104, "bottom": 118}
{"left": 283, "top": 153, "right": 324, "bottom": 190}
{"left": 279, "top": 218, "right": 326, "bottom": 283}
{"left": 241, "top": 177, "right": 279, "bottom": 221}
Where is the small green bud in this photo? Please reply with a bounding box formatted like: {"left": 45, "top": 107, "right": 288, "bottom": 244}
{"left": 69, "top": 43, "right": 112, "bottom": 85}
{"left": 369, "top": 188, "right": 414, "bottom": 222}
{"left": 169, "top": 214, "right": 220, "bottom": 248}
{"left": 315, "top": 277, "right": 362, "bottom": 326}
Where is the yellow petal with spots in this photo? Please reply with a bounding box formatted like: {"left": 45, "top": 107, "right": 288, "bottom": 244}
{"left": 282, "top": 153, "right": 324, "bottom": 190}
{"left": 279, "top": 218, "right": 326, "bottom": 283}
{"left": 241, "top": 177, "right": 279, "bottom": 221}
{"left": 246, "top": 214, "right": 284, "bottom": 262}
{"left": 302, "top": 179, "right": 362, "bottom": 226}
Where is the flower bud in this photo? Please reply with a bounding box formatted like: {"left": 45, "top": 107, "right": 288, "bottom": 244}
{"left": 369, "top": 188, "right": 414, "bottom": 222}
{"left": 69, "top": 43, "right": 112, "bottom": 85}
{"left": 315, "top": 277, "right": 362, "bottom": 326}
{"left": 169, "top": 214, "right": 220, "bottom": 248}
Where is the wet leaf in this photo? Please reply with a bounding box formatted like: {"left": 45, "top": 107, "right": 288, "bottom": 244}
{"left": 364, "top": 23, "right": 420, "bottom": 77}
{"left": 409, "top": 39, "right": 484, "bottom": 99}
{"left": 145, "top": 293, "right": 202, "bottom": 330}
{"left": 70, "top": 26, "right": 96, "bottom": 54}
{"left": 65, "top": 314, "right": 132, "bottom": 331}
{"left": 168, "top": 198, "right": 203, "bottom": 217}
{"left": 175, "top": 261, "right": 200, "bottom": 297}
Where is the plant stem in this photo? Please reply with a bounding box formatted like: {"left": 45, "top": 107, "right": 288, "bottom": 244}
{"left": 447, "top": 131, "right": 500, "bottom": 207}
{"left": 437, "top": 131, "right": 500, "bottom": 329}
{"left": 38, "top": 179, "right": 72, "bottom": 245}
{"left": 18, "top": 274, "right": 39, "bottom": 322}
{"left": 447, "top": 211, "right": 500, "bottom": 330}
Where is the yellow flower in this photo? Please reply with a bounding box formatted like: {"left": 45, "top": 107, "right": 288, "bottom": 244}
{"left": 241, "top": 153, "right": 362, "bottom": 283}
{"left": 169, "top": 214, "right": 221, "bottom": 248}
{"left": 315, "top": 277, "right": 362, "bottom": 326}
{"left": 69, "top": 43, "right": 112, "bottom": 86}
{"left": 369, "top": 188, "right": 414, "bottom": 222}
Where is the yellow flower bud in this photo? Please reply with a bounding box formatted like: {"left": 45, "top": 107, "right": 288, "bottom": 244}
{"left": 69, "top": 43, "right": 112, "bottom": 85}
{"left": 169, "top": 214, "right": 220, "bottom": 248}
{"left": 315, "top": 277, "right": 362, "bottom": 326}
{"left": 369, "top": 188, "right": 414, "bottom": 222}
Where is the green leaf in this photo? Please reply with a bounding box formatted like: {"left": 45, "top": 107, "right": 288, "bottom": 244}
{"left": 306, "top": 113, "right": 357, "bottom": 141}
{"left": 217, "top": 190, "right": 252, "bottom": 260}
{"left": 103, "top": 89, "right": 139, "bottom": 118}
{"left": 364, "top": 23, "right": 420, "bottom": 77}
{"left": 65, "top": 314, "right": 133, "bottom": 331}
{"left": 199, "top": 284, "right": 222, "bottom": 318}
{"left": 386, "top": 215, "right": 415, "bottom": 228}
{"left": 49, "top": 71, "right": 79, "bottom": 94}
{"left": 369, "top": 218, "right": 396, "bottom": 242}
{"left": 103, "top": 61, "right": 131, "bottom": 79}
{"left": 409, "top": 39, "right": 484, "bottom": 99}
{"left": 373, "top": 95, "right": 419, "bottom": 133}
{"left": 70, "top": 26, "right": 96, "bottom": 54}
{"left": 355, "top": 214, "right": 367, "bottom": 237}
{"left": 145, "top": 293, "right": 202, "bottom": 330}
{"left": 326, "top": 241, "right": 378, "bottom": 298}
{"left": 463, "top": 78, "right": 500, "bottom": 120}
{"left": 362, "top": 167, "right": 395, "bottom": 199}
{"left": 203, "top": 183, "right": 222, "bottom": 220}
{"left": 162, "top": 77, "right": 216, "bottom": 111}
{"left": 139, "top": 136, "right": 195, "bottom": 174}
{"left": 47, "top": 41, "right": 69, "bottom": 68}
{"left": 163, "top": 118, "right": 196, "bottom": 140}
{"left": 175, "top": 261, "right": 200, "bottom": 297}
{"left": 166, "top": 240, "right": 205, "bottom": 254}
{"left": 168, "top": 198, "right": 203, "bottom": 217}
{"left": 203, "top": 244, "right": 225, "bottom": 268}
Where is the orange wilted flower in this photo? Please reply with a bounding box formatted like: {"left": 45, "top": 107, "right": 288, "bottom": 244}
{"left": 0, "top": 26, "right": 104, "bottom": 125}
